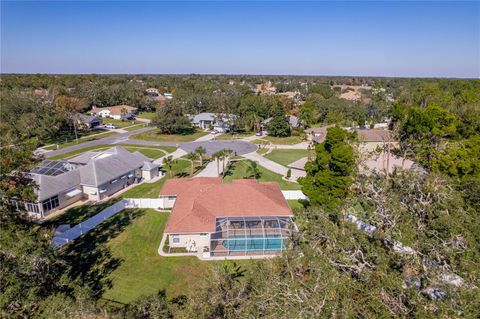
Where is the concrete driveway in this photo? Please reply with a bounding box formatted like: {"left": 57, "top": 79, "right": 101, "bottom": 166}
{"left": 180, "top": 140, "right": 257, "bottom": 156}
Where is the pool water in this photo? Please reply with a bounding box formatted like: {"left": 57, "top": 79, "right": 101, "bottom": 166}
{"left": 224, "top": 234, "right": 284, "bottom": 252}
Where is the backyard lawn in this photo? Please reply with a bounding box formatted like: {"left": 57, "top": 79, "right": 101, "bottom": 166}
{"left": 130, "top": 129, "right": 208, "bottom": 143}
{"left": 252, "top": 135, "right": 303, "bottom": 145}
{"left": 287, "top": 200, "right": 304, "bottom": 210}
{"left": 264, "top": 149, "right": 309, "bottom": 167}
{"left": 102, "top": 209, "right": 210, "bottom": 303}
{"left": 49, "top": 144, "right": 176, "bottom": 160}
{"left": 223, "top": 159, "right": 301, "bottom": 190}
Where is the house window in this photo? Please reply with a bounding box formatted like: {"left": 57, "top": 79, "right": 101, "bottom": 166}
{"left": 111, "top": 179, "right": 118, "bottom": 184}
{"left": 99, "top": 189, "right": 107, "bottom": 194}
{"left": 42, "top": 195, "right": 59, "bottom": 212}
{"left": 172, "top": 235, "right": 180, "bottom": 243}
{"left": 26, "top": 202, "right": 40, "bottom": 214}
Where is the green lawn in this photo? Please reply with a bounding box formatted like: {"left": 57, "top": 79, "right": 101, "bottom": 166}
{"left": 102, "top": 210, "right": 210, "bottom": 303}
{"left": 253, "top": 135, "right": 303, "bottom": 145}
{"left": 43, "top": 131, "right": 118, "bottom": 150}
{"left": 102, "top": 118, "right": 143, "bottom": 128}
{"left": 256, "top": 148, "right": 269, "bottom": 155}
{"left": 215, "top": 132, "right": 254, "bottom": 140}
{"left": 137, "top": 111, "right": 157, "bottom": 120}
{"left": 264, "top": 149, "right": 309, "bottom": 167}
{"left": 49, "top": 144, "right": 175, "bottom": 161}
{"left": 130, "top": 129, "right": 209, "bottom": 143}
{"left": 287, "top": 200, "right": 304, "bottom": 210}
{"left": 123, "top": 124, "right": 148, "bottom": 131}
{"left": 223, "top": 160, "right": 301, "bottom": 190}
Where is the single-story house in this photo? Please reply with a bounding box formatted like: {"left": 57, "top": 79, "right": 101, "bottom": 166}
{"left": 159, "top": 177, "right": 295, "bottom": 259}
{"left": 190, "top": 113, "right": 235, "bottom": 132}
{"left": 355, "top": 129, "right": 397, "bottom": 152}
{"left": 90, "top": 105, "right": 138, "bottom": 120}
{"left": 361, "top": 151, "right": 415, "bottom": 175}
{"left": 77, "top": 113, "right": 102, "bottom": 129}
{"left": 261, "top": 115, "right": 299, "bottom": 131}
{"left": 305, "top": 124, "right": 335, "bottom": 143}
{"left": 23, "top": 147, "right": 159, "bottom": 219}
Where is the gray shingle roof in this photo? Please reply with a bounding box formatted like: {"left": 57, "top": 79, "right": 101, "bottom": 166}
{"left": 68, "top": 151, "right": 101, "bottom": 165}
{"left": 142, "top": 161, "right": 159, "bottom": 170}
{"left": 30, "top": 170, "right": 81, "bottom": 201}
{"left": 79, "top": 147, "right": 146, "bottom": 186}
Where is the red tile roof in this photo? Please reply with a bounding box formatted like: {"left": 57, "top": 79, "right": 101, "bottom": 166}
{"left": 161, "top": 178, "right": 292, "bottom": 233}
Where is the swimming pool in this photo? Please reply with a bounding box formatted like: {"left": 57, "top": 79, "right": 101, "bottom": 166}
{"left": 224, "top": 234, "right": 285, "bottom": 252}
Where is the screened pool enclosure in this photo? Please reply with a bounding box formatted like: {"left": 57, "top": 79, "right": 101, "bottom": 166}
{"left": 210, "top": 216, "right": 296, "bottom": 257}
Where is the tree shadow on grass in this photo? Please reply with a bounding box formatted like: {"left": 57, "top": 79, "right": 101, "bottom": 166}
{"left": 58, "top": 208, "right": 145, "bottom": 300}
{"left": 44, "top": 199, "right": 121, "bottom": 228}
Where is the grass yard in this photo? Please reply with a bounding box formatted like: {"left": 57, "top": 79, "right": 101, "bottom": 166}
{"left": 49, "top": 144, "right": 175, "bottom": 160}
{"left": 223, "top": 160, "right": 301, "bottom": 190}
{"left": 264, "top": 149, "right": 309, "bottom": 167}
{"left": 253, "top": 135, "right": 303, "bottom": 145}
{"left": 137, "top": 111, "right": 157, "bottom": 120}
{"left": 102, "top": 118, "right": 143, "bottom": 128}
{"left": 121, "top": 159, "right": 195, "bottom": 198}
{"left": 287, "top": 200, "right": 304, "bottom": 210}
{"left": 130, "top": 129, "right": 209, "bottom": 143}
{"left": 102, "top": 209, "right": 210, "bottom": 303}
{"left": 44, "top": 131, "right": 118, "bottom": 150}
{"left": 123, "top": 124, "right": 148, "bottom": 131}
{"left": 215, "top": 132, "right": 254, "bottom": 140}
{"left": 256, "top": 148, "right": 269, "bottom": 155}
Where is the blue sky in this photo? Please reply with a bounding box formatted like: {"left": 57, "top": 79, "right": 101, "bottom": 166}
{"left": 1, "top": 1, "right": 479, "bottom": 77}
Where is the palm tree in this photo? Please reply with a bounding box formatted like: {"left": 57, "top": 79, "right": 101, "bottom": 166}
{"left": 162, "top": 155, "right": 176, "bottom": 178}
{"left": 195, "top": 146, "right": 206, "bottom": 167}
{"left": 120, "top": 106, "right": 128, "bottom": 121}
{"left": 212, "top": 150, "right": 224, "bottom": 177}
{"left": 185, "top": 152, "right": 199, "bottom": 175}
{"left": 222, "top": 149, "right": 233, "bottom": 176}
{"left": 246, "top": 160, "right": 261, "bottom": 180}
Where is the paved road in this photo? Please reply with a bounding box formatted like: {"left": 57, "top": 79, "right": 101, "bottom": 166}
{"left": 44, "top": 127, "right": 257, "bottom": 159}
{"left": 44, "top": 127, "right": 156, "bottom": 158}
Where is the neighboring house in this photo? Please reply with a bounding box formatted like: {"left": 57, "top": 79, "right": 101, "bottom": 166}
{"left": 23, "top": 147, "right": 159, "bottom": 219}
{"left": 261, "top": 115, "right": 299, "bottom": 131}
{"left": 145, "top": 88, "right": 160, "bottom": 96}
{"left": 362, "top": 151, "right": 415, "bottom": 175}
{"left": 190, "top": 112, "right": 235, "bottom": 132}
{"left": 355, "top": 129, "right": 397, "bottom": 152}
{"left": 90, "top": 105, "right": 138, "bottom": 120}
{"left": 305, "top": 124, "right": 335, "bottom": 143}
{"left": 77, "top": 113, "right": 102, "bottom": 129}
{"left": 159, "top": 177, "right": 296, "bottom": 259}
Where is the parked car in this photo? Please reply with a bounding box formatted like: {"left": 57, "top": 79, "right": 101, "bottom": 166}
{"left": 104, "top": 124, "right": 117, "bottom": 129}
{"left": 255, "top": 131, "right": 263, "bottom": 136}
{"left": 210, "top": 130, "right": 218, "bottom": 134}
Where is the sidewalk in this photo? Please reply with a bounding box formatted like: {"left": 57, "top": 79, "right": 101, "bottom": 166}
{"left": 242, "top": 151, "right": 289, "bottom": 176}
{"left": 153, "top": 148, "right": 188, "bottom": 165}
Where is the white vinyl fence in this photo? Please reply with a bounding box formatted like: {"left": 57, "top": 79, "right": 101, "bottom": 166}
{"left": 282, "top": 190, "right": 308, "bottom": 200}
{"left": 124, "top": 198, "right": 166, "bottom": 209}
